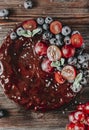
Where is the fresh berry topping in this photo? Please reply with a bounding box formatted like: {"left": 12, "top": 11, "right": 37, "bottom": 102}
{"left": 68, "top": 57, "right": 77, "bottom": 66}
{"left": 50, "top": 21, "right": 62, "bottom": 34}
{"left": 47, "top": 45, "right": 62, "bottom": 61}
{"left": 37, "top": 17, "right": 44, "bottom": 25}
{"left": 85, "top": 116, "right": 89, "bottom": 125}
{"left": 43, "top": 23, "right": 49, "bottom": 30}
{"left": 61, "top": 65, "right": 76, "bottom": 81}
{"left": 62, "top": 45, "right": 75, "bottom": 58}
{"left": 66, "top": 123, "right": 75, "bottom": 130}
{"left": 45, "top": 16, "right": 53, "bottom": 24}
{"left": 22, "top": 19, "right": 37, "bottom": 31}
{"left": 80, "top": 78, "right": 87, "bottom": 85}
{"left": 16, "top": 27, "right": 24, "bottom": 36}
{"left": 69, "top": 112, "right": 77, "bottom": 123}
{"left": 74, "top": 111, "right": 85, "bottom": 122}
{"left": 84, "top": 103, "right": 89, "bottom": 114}
{"left": 35, "top": 42, "right": 48, "bottom": 56}
{"left": 54, "top": 71, "right": 65, "bottom": 84}
{"left": 77, "top": 104, "right": 85, "bottom": 111}
{"left": 41, "top": 58, "right": 53, "bottom": 73}
{"left": 10, "top": 32, "right": 17, "bottom": 40}
{"left": 74, "top": 123, "right": 85, "bottom": 130}
{"left": 42, "top": 31, "right": 52, "bottom": 40}
{"left": 0, "top": 61, "right": 4, "bottom": 75}
{"left": 71, "top": 34, "right": 83, "bottom": 48}
{"left": 62, "top": 26, "right": 71, "bottom": 36}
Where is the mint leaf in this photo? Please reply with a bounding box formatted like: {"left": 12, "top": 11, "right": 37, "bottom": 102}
{"left": 32, "top": 28, "right": 41, "bottom": 37}
{"left": 51, "top": 58, "right": 65, "bottom": 69}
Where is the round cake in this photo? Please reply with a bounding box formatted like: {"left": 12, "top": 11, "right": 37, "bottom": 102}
{"left": 0, "top": 17, "right": 89, "bottom": 111}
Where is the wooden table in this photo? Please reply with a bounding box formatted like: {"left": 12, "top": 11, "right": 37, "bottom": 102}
{"left": 0, "top": 0, "right": 89, "bottom": 129}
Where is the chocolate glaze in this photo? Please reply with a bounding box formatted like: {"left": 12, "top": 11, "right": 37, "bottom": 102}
{"left": 0, "top": 25, "right": 76, "bottom": 111}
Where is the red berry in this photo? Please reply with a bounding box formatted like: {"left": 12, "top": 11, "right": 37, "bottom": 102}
{"left": 22, "top": 19, "right": 37, "bottom": 31}
{"left": 77, "top": 104, "right": 85, "bottom": 111}
{"left": 35, "top": 42, "right": 48, "bottom": 56}
{"left": 74, "top": 111, "right": 85, "bottom": 122}
{"left": 69, "top": 112, "right": 77, "bottom": 123}
{"left": 74, "top": 123, "right": 85, "bottom": 130}
{"left": 66, "top": 122, "right": 75, "bottom": 130}
{"left": 71, "top": 34, "right": 83, "bottom": 48}
{"left": 61, "top": 65, "right": 76, "bottom": 81}
{"left": 50, "top": 21, "right": 62, "bottom": 34}
{"left": 41, "top": 58, "right": 53, "bottom": 73}
{"left": 85, "top": 116, "right": 89, "bottom": 125}
{"left": 47, "top": 45, "right": 62, "bottom": 61}
{"left": 55, "top": 71, "right": 65, "bottom": 84}
{"left": 62, "top": 45, "right": 75, "bottom": 58}
{"left": 84, "top": 103, "right": 89, "bottom": 114}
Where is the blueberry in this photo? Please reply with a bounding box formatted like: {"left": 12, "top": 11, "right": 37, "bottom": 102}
{"left": 64, "top": 36, "right": 71, "bottom": 45}
{"left": 72, "top": 30, "right": 80, "bottom": 35}
{"left": 37, "top": 27, "right": 43, "bottom": 34}
{"left": 56, "top": 39, "right": 63, "bottom": 46}
{"left": 76, "top": 63, "right": 81, "bottom": 69}
{"left": 43, "top": 23, "right": 49, "bottom": 30}
{"left": 0, "top": 9, "right": 9, "bottom": 17}
{"left": 84, "top": 70, "right": 89, "bottom": 78}
{"left": 16, "top": 27, "right": 24, "bottom": 36}
{"left": 0, "top": 109, "right": 8, "bottom": 118}
{"left": 78, "top": 55, "right": 85, "bottom": 64}
{"left": 68, "top": 57, "right": 77, "bottom": 65}
{"left": 55, "top": 34, "right": 63, "bottom": 40}
{"left": 80, "top": 78, "right": 87, "bottom": 85}
{"left": 45, "top": 16, "right": 53, "bottom": 24}
{"left": 42, "top": 31, "right": 52, "bottom": 40}
{"left": 83, "top": 53, "right": 89, "bottom": 61}
{"left": 24, "top": 0, "right": 33, "bottom": 9}
{"left": 82, "top": 62, "right": 88, "bottom": 69}
{"left": 70, "top": 84, "right": 82, "bottom": 93}
{"left": 10, "top": 32, "right": 17, "bottom": 40}
{"left": 37, "top": 17, "right": 44, "bottom": 25}
{"left": 62, "top": 26, "right": 71, "bottom": 36}
{"left": 49, "top": 38, "right": 56, "bottom": 45}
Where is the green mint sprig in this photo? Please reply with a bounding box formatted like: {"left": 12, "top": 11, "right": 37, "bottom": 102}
{"left": 18, "top": 28, "right": 41, "bottom": 38}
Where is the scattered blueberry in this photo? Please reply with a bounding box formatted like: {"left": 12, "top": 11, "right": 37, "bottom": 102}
{"left": 84, "top": 70, "right": 89, "bottom": 78}
{"left": 64, "top": 36, "right": 71, "bottom": 45}
{"left": 0, "top": 109, "right": 8, "bottom": 118}
{"left": 16, "top": 27, "right": 24, "bottom": 36}
{"left": 0, "top": 9, "right": 9, "bottom": 17}
{"left": 77, "top": 55, "right": 85, "bottom": 64}
{"left": 62, "top": 26, "right": 71, "bottom": 36}
{"left": 24, "top": 0, "right": 33, "bottom": 9}
{"left": 49, "top": 38, "right": 56, "bottom": 45}
{"left": 80, "top": 78, "right": 87, "bottom": 85}
{"left": 68, "top": 57, "right": 77, "bottom": 65}
{"left": 37, "top": 17, "right": 44, "bottom": 25}
{"left": 42, "top": 31, "right": 52, "bottom": 40}
{"left": 43, "top": 23, "right": 49, "bottom": 30}
{"left": 10, "top": 32, "right": 17, "bottom": 40}
{"left": 45, "top": 16, "right": 53, "bottom": 24}
{"left": 82, "top": 62, "right": 88, "bottom": 69}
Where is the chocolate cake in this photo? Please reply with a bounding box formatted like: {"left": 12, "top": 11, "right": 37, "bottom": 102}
{"left": 0, "top": 17, "right": 89, "bottom": 111}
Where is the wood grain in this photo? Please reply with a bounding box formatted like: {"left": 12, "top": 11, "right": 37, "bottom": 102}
{"left": 0, "top": 0, "right": 89, "bottom": 130}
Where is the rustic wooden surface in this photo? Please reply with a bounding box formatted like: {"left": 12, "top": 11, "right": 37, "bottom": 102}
{"left": 0, "top": 0, "right": 89, "bottom": 130}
